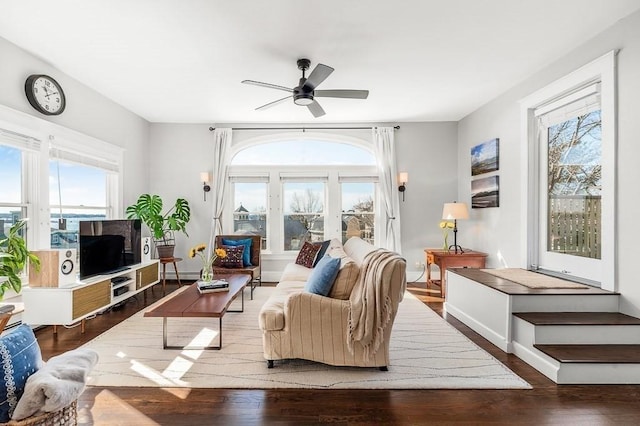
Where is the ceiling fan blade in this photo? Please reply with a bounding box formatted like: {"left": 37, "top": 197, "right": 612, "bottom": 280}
{"left": 307, "top": 100, "right": 326, "bottom": 118}
{"left": 255, "top": 95, "right": 291, "bottom": 111}
{"left": 314, "top": 89, "right": 369, "bottom": 99}
{"left": 242, "top": 80, "right": 293, "bottom": 93}
{"left": 302, "top": 64, "right": 334, "bottom": 91}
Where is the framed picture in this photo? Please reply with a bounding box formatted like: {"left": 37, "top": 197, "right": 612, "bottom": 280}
{"left": 471, "top": 138, "right": 499, "bottom": 176}
{"left": 472, "top": 175, "right": 499, "bottom": 208}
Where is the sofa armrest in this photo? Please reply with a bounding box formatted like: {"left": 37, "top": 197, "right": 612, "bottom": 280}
{"left": 284, "top": 291, "right": 350, "bottom": 332}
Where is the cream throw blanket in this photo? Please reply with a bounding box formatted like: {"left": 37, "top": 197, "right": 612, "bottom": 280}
{"left": 347, "top": 249, "right": 405, "bottom": 359}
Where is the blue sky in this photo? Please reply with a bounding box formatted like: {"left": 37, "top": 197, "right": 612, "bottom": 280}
{"left": 1, "top": 145, "right": 106, "bottom": 213}
{"left": 233, "top": 140, "right": 376, "bottom": 212}
{"left": 470, "top": 138, "right": 498, "bottom": 166}
{"left": 3, "top": 139, "right": 375, "bottom": 215}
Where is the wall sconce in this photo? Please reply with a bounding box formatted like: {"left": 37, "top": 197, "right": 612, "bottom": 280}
{"left": 442, "top": 201, "right": 469, "bottom": 253}
{"left": 200, "top": 172, "right": 211, "bottom": 201}
{"left": 398, "top": 172, "right": 408, "bottom": 201}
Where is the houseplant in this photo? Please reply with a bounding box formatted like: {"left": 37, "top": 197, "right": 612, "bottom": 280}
{"left": 0, "top": 220, "right": 41, "bottom": 299}
{"left": 188, "top": 244, "right": 226, "bottom": 282}
{"left": 126, "top": 194, "right": 191, "bottom": 258}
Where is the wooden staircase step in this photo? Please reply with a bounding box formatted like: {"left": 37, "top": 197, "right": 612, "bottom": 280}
{"left": 535, "top": 344, "right": 640, "bottom": 363}
{"left": 514, "top": 312, "right": 640, "bottom": 325}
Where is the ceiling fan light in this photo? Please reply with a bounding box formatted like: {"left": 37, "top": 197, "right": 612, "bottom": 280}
{"left": 294, "top": 95, "right": 314, "bottom": 106}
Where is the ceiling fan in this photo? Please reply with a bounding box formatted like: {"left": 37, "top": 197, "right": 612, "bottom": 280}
{"left": 241, "top": 58, "right": 369, "bottom": 118}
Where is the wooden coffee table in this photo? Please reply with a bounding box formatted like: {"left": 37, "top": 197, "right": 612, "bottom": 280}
{"left": 144, "top": 274, "right": 250, "bottom": 350}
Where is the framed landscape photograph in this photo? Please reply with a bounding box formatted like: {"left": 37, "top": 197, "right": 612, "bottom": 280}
{"left": 471, "top": 175, "right": 499, "bottom": 208}
{"left": 471, "top": 138, "right": 499, "bottom": 176}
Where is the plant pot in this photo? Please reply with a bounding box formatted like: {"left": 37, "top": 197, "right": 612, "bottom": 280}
{"left": 156, "top": 245, "right": 175, "bottom": 259}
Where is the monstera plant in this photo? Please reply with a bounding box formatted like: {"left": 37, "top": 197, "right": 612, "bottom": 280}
{"left": 126, "top": 194, "right": 191, "bottom": 258}
{"left": 0, "top": 220, "right": 40, "bottom": 299}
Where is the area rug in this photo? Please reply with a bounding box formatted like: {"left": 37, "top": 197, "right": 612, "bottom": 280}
{"left": 82, "top": 287, "right": 530, "bottom": 389}
{"left": 481, "top": 268, "right": 589, "bottom": 289}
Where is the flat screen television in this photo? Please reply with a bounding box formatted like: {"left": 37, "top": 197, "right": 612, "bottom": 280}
{"left": 79, "top": 219, "right": 142, "bottom": 279}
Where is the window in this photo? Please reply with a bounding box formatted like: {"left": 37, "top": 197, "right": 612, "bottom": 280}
{"left": 0, "top": 144, "right": 25, "bottom": 238}
{"left": 232, "top": 181, "right": 268, "bottom": 249}
{"left": 521, "top": 51, "right": 615, "bottom": 289}
{"left": 341, "top": 182, "right": 375, "bottom": 245}
{"left": 283, "top": 181, "right": 325, "bottom": 250}
{"left": 0, "top": 129, "right": 41, "bottom": 246}
{"left": 542, "top": 107, "right": 601, "bottom": 259}
{"left": 47, "top": 135, "right": 122, "bottom": 250}
{"left": 49, "top": 159, "right": 108, "bottom": 249}
{"left": 228, "top": 135, "right": 378, "bottom": 255}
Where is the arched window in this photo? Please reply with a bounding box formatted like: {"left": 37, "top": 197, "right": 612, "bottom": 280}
{"left": 228, "top": 135, "right": 378, "bottom": 253}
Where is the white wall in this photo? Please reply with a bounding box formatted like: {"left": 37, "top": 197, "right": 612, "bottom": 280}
{"left": 0, "top": 36, "right": 150, "bottom": 209}
{"left": 148, "top": 124, "right": 216, "bottom": 274}
{"left": 396, "top": 122, "right": 458, "bottom": 280}
{"left": 458, "top": 11, "right": 640, "bottom": 316}
{"left": 149, "top": 122, "right": 459, "bottom": 280}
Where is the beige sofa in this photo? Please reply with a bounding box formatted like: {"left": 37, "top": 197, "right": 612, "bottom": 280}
{"left": 258, "top": 237, "right": 406, "bottom": 369}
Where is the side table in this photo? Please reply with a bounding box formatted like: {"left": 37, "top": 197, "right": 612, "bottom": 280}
{"left": 424, "top": 249, "right": 487, "bottom": 298}
{"left": 159, "top": 257, "right": 183, "bottom": 295}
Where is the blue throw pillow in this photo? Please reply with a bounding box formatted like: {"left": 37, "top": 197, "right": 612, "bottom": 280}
{"left": 304, "top": 255, "right": 341, "bottom": 296}
{"left": 0, "top": 324, "right": 42, "bottom": 422}
{"left": 222, "top": 238, "right": 253, "bottom": 267}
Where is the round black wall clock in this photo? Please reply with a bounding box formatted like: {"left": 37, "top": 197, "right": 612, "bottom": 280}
{"left": 25, "top": 74, "right": 66, "bottom": 115}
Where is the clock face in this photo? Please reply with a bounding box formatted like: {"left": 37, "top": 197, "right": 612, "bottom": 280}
{"left": 25, "top": 74, "right": 66, "bottom": 115}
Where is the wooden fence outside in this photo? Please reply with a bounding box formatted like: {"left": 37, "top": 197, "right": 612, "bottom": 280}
{"left": 548, "top": 195, "right": 601, "bottom": 259}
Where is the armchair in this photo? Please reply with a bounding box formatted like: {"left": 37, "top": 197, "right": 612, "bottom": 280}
{"left": 213, "top": 234, "right": 261, "bottom": 299}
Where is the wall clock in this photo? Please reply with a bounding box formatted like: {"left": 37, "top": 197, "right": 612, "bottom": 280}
{"left": 24, "top": 74, "right": 66, "bottom": 115}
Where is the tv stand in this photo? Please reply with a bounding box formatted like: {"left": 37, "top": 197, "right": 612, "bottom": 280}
{"left": 22, "top": 260, "right": 160, "bottom": 333}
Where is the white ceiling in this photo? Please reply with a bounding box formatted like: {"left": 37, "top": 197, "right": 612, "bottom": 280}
{"left": 1, "top": 1, "right": 639, "bottom": 124}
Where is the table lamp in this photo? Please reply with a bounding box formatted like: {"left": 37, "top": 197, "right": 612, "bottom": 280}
{"left": 442, "top": 202, "right": 469, "bottom": 253}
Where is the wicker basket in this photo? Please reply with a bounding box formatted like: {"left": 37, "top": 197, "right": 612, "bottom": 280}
{"left": 5, "top": 400, "right": 77, "bottom": 426}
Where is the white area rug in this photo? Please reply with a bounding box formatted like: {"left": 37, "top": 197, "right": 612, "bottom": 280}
{"left": 481, "top": 268, "right": 589, "bottom": 289}
{"left": 82, "top": 287, "right": 530, "bottom": 389}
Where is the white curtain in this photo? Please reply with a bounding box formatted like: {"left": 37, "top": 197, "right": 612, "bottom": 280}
{"left": 372, "top": 127, "right": 402, "bottom": 252}
{"left": 208, "top": 128, "right": 232, "bottom": 253}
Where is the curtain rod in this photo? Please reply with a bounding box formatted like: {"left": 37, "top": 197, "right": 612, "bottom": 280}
{"left": 208, "top": 125, "right": 400, "bottom": 131}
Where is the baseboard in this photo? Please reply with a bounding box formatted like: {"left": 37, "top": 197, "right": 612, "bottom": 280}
{"left": 445, "top": 302, "right": 511, "bottom": 352}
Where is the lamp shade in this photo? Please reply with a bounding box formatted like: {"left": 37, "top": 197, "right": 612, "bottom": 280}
{"left": 398, "top": 172, "right": 408, "bottom": 184}
{"left": 200, "top": 172, "right": 211, "bottom": 183}
{"left": 442, "top": 202, "right": 469, "bottom": 220}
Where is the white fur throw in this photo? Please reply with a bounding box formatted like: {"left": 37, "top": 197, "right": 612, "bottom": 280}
{"left": 11, "top": 348, "right": 99, "bottom": 421}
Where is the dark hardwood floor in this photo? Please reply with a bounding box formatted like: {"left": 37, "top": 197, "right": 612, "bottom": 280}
{"left": 34, "top": 282, "right": 640, "bottom": 425}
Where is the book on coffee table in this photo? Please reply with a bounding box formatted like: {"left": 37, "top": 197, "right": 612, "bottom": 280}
{"left": 197, "top": 279, "right": 229, "bottom": 294}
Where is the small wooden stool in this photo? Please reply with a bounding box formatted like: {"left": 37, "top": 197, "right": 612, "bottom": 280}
{"left": 159, "top": 257, "right": 183, "bottom": 295}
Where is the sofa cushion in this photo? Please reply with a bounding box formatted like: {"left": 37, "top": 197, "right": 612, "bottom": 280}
{"left": 295, "top": 241, "right": 321, "bottom": 268}
{"left": 215, "top": 245, "right": 244, "bottom": 268}
{"left": 221, "top": 238, "right": 253, "bottom": 267}
{"left": 304, "top": 255, "right": 341, "bottom": 296}
{"left": 279, "top": 263, "right": 313, "bottom": 282}
{"left": 343, "top": 236, "right": 376, "bottom": 266}
{"left": 0, "top": 324, "right": 42, "bottom": 422}
{"left": 326, "top": 241, "right": 360, "bottom": 300}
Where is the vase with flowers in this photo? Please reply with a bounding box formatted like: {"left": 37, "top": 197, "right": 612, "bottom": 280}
{"left": 189, "top": 244, "right": 227, "bottom": 283}
{"left": 439, "top": 220, "right": 455, "bottom": 252}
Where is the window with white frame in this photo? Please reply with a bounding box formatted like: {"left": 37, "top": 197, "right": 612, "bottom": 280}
{"left": 48, "top": 141, "right": 121, "bottom": 250}
{"left": 283, "top": 179, "right": 325, "bottom": 250}
{"left": 341, "top": 180, "right": 375, "bottom": 245}
{"left": 229, "top": 136, "right": 378, "bottom": 254}
{"left": 231, "top": 179, "right": 268, "bottom": 249}
{"left": 521, "top": 51, "right": 615, "bottom": 289}
{"left": 0, "top": 129, "right": 40, "bottom": 243}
